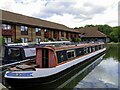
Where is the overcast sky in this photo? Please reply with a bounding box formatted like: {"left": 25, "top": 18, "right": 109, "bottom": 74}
{"left": 0, "top": 0, "right": 119, "bottom": 28}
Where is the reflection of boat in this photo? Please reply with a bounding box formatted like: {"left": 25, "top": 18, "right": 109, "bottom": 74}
{"left": 5, "top": 43, "right": 106, "bottom": 88}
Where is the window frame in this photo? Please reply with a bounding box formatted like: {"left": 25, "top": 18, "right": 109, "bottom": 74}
{"left": 21, "top": 38, "right": 28, "bottom": 43}
{"left": 4, "top": 37, "right": 12, "bottom": 43}
{"left": 35, "top": 28, "right": 41, "bottom": 33}
{"left": 20, "top": 26, "right": 28, "bottom": 31}
{"left": 35, "top": 38, "right": 41, "bottom": 43}
{"left": 61, "top": 31, "right": 64, "bottom": 37}
{"left": 67, "top": 50, "right": 76, "bottom": 59}
{"left": 2, "top": 24, "right": 11, "bottom": 30}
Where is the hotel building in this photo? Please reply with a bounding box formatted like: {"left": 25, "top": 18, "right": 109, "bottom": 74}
{"left": 0, "top": 10, "right": 80, "bottom": 43}
{"left": 0, "top": 10, "right": 108, "bottom": 43}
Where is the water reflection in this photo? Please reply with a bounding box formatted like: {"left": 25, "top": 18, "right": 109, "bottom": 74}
{"left": 104, "top": 44, "right": 120, "bottom": 62}
{"left": 74, "top": 44, "right": 119, "bottom": 89}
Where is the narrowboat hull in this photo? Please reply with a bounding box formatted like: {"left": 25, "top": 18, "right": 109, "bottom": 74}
{"left": 5, "top": 48, "right": 106, "bottom": 88}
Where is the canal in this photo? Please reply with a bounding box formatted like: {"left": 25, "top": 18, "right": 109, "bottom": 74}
{"left": 74, "top": 44, "right": 120, "bottom": 89}
{"left": 2, "top": 44, "right": 120, "bottom": 90}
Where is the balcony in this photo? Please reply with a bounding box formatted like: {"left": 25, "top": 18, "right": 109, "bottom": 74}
{"left": 66, "top": 33, "right": 70, "bottom": 39}
{"left": 45, "top": 32, "right": 52, "bottom": 38}
{"left": 2, "top": 29, "right": 13, "bottom": 36}
{"left": 36, "top": 32, "right": 41, "bottom": 36}
{"left": 21, "top": 31, "right": 28, "bottom": 35}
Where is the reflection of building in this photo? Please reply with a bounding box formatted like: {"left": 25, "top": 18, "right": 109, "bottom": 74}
{"left": 75, "top": 27, "right": 109, "bottom": 43}
{"left": 1, "top": 10, "right": 79, "bottom": 43}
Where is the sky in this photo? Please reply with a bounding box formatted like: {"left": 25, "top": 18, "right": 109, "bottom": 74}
{"left": 0, "top": 0, "right": 119, "bottom": 28}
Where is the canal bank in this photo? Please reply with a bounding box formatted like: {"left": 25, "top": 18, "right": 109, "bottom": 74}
{"left": 0, "top": 83, "right": 8, "bottom": 90}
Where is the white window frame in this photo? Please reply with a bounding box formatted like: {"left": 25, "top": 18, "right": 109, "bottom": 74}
{"left": 21, "top": 26, "right": 28, "bottom": 31}
{"left": 21, "top": 38, "right": 28, "bottom": 43}
{"left": 2, "top": 24, "right": 11, "bottom": 30}
{"left": 35, "top": 38, "right": 41, "bottom": 43}
{"left": 67, "top": 50, "right": 76, "bottom": 59}
{"left": 4, "top": 37, "right": 11, "bottom": 43}
{"left": 35, "top": 28, "right": 41, "bottom": 32}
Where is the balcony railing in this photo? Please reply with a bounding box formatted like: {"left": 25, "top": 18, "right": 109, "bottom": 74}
{"left": 45, "top": 32, "right": 52, "bottom": 38}
{"left": 2, "top": 29, "right": 13, "bottom": 36}
{"left": 36, "top": 32, "right": 41, "bottom": 36}
{"left": 21, "top": 31, "right": 28, "bottom": 35}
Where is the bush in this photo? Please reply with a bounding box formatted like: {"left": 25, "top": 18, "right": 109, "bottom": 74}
{"left": 14, "top": 38, "right": 22, "bottom": 43}
{"left": 0, "top": 36, "right": 5, "bottom": 45}
{"left": 72, "top": 38, "right": 81, "bottom": 42}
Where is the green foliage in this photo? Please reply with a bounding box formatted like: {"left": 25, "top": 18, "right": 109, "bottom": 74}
{"left": 0, "top": 36, "right": 5, "bottom": 45}
{"left": 61, "top": 38, "right": 68, "bottom": 41}
{"left": 48, "top": 38, "right": 54, "bottom": 41}
{"left": 14, "top": 38, "right": 22, "bottom": 43}
{"left": 72, "top": 38, "right": 81, "bottom": 42}
{"left": 104, "top": 44, "right": 120, "bottom": 61}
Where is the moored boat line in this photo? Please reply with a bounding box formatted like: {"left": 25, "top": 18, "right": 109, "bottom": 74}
{"left": 4, "top": 42, "right": 106, "bottom": 88}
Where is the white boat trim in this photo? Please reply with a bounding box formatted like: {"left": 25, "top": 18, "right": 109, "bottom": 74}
{"left": 5, "top": 48, "right": 106, "bottom": 79}
{"left": 0, "top": 59, "right": 33, "bottom": 68}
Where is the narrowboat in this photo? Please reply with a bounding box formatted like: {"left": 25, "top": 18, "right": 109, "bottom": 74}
{"left": 1, "top": 41, "right": 71, "bottom": 67}
{"left": 4, "top": 43, "right": 106, "bottom": 88}
{"left": 1, "top": 43, "right": 37, "bottom": 68}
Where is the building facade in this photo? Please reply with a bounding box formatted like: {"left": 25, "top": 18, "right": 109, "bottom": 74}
{"left": 75, "top": 27, "right": 108, "bottom": 43}
{"left": 0, "top": 10, "right": 108, "bottom": 43}
{"left": 1, "top": 10, "right": 80, "bottom": 43}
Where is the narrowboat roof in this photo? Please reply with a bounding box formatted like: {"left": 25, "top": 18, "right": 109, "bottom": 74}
{"left": 5, "top": 45, "right": 37, "bottom": 48}
{"left": 37, "top": 43, "right": 104, "bottom": 51}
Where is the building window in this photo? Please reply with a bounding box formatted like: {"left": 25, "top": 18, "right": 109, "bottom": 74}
{"left": 4, "top": 37, "right": 11, "bottom": 43}
{"left": 21, "top": 38, "right": 28, "bottom": 43}
{"left": 35, "top": 28, "right": 41, "bottom": 36}
{"left": 2, "top": 24, "right": 11, "bottom": 30}
{"left": 35, "top": 38, "right": 41, "bottom": 43}
{"left": 21, "top": 26, "right": 28, "bottom": 31}
{"left": 61, "top": 31, "right": 64, "bottom": 37}
{"left": 21, "top": 26, "right": 28, "bottom": 35}
{"left": 67, "top": 50, "right": 76, "bottom": 59}
{"left": 35, "top": 28, "right": 41, "bottom": 32}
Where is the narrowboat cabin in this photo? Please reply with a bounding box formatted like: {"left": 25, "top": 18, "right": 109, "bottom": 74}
{"left": 2, "top": 45, "right": 36, "bottom": 65}
{"left": 5, "top": 43, "right": 106, "bottom": 88}
{"left": 1, "top": 41, "right": 71, "bottom": 67}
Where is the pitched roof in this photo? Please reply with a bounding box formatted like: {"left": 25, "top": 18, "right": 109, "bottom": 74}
{"left": 75, "top": 27, "right": 107, "bottom": 37}
{"left": 0, "top": 10, "right": 79, "bottom": 33}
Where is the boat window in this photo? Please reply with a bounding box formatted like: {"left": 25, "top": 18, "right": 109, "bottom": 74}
{"left": 92, "top": 47, "right": 95, "bottom": 51}
{"left": 24, "top": 48, "right": 36, "bottom": 58}
{"left": 89, "top": 47, "right": 91, "bottom": 52}
{"left": 67, "top": 50, "right": 76, "bottom": 59}
{"left": 8, "top": 48, "right": 21, "bottom": 60}
{"left": 101, "top": 45, "right": 103, "bottom": 49}
{"left": 84, "top": 47, "right": 88, "bottom": 54}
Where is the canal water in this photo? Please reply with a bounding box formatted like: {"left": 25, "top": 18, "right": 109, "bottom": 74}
{"left": 74, "top": 44, "right": 120, "bottom": 89}
{"left": 4, "top": 44, "right": 120, "bottom": 90}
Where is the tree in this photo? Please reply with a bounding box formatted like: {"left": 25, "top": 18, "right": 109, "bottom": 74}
{"left": 97, "top": 24, "right": 112, "bottom": 36}
{"left": 85, "top": 25, "right": 95, "bottom": 27}
{"left": 110, "top": 27, "right": 120, "bottom": 42}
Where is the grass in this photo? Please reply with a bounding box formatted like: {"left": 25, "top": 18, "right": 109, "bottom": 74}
{"left": 107, "top": 42, "right": 120, "bottom": 44}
